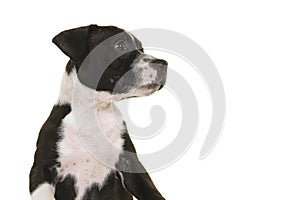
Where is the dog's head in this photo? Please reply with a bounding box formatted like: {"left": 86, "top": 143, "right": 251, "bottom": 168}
{"left": 53, "top": 25, "right": 167, "bottom": 100}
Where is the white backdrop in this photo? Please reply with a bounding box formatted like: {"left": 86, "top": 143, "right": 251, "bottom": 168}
{"left": 1, "top": 0, "right": 300, "bottom": 199}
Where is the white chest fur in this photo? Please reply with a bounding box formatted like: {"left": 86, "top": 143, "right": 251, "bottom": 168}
{"left": 55, "top": 69, "right": 125, "bottom": 199}
{"left": 56, "top": 104, "right": 124, "bottom": 200}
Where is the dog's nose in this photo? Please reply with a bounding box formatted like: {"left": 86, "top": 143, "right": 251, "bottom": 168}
{"left": 149, "top": 59, "right": 168, "bottom": 85}
{"left": 150, "top": 59, "right": 168, "bottom": 66}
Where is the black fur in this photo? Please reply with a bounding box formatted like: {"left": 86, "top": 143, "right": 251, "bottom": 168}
{"left": 55, "top": 175, "right": 77, "bottom": 200}
{"left": 82, "top": 173, "right": 132, "bottom": 200}
{"left": 117, "top": 129, "right": 165, "bottom": 200}
{"left": 30, "top": 104, "right": 71, "bottom": 193}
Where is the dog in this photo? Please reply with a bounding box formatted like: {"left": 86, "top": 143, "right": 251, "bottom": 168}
{"left": 29, "top": 25, "right": 167, "bottom": 200}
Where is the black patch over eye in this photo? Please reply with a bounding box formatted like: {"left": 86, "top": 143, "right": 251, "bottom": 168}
{"left": 114, "top": 40, "right": 127, "bottom": 51}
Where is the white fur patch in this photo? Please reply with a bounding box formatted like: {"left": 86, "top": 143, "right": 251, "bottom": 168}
{"left": 31, "top": 183, "right": 55, "bottom": 200}
{"left": 56, "top": 75, "right": 125, "bottom": 200}
{"left": 57, "top": 68, "right": 76, "bottom": 105}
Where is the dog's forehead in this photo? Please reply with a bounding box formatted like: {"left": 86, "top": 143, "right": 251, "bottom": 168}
{"left": 91, "top": 26, "right": 136, "bottom": 44}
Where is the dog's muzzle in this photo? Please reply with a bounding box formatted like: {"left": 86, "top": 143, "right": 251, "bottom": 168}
{"left": 147, "top": 58, "right": 168, "bottom": 90}
{"left": 111, "top": 54, "right": 168, "bottom": 96}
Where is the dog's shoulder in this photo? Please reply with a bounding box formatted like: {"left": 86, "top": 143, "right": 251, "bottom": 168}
{"left": 30, "top": 104, "right": 71, "bottom": 192}
{"left": 32, "top": 104, "right": 71, "bottom": 167}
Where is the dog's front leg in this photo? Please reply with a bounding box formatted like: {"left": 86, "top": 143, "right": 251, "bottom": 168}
{"left": 30, "top": 166, "right": 56, "bottom": 200}
{"left": 30, "top": 183, "right": 55, "bottom": 200}
{"left": 117, "top": 132, "right": 165, "bottom": 200}
{"left": 117, "top": 154, "right": 165, "bottom": 200}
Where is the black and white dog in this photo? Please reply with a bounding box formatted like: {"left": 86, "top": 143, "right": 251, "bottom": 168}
{"left": 30, "top": 25, "right": 167, "bottom": 200}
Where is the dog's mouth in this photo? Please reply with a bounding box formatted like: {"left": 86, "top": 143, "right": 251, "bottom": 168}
{"left": 138, "top": 82, "right": 166, "bottom": 92}
{"left": 140, "top": 83, "right": 160, "bottom": 90}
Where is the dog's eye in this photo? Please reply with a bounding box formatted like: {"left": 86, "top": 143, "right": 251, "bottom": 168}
{"left": 114, "top": 40, "right": 127, "bottom": 51}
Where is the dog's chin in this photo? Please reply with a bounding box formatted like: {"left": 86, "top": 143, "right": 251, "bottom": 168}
{"left": 128, "top": 83, "right": 163, "bottom": 97}
{"left": 110, "top": 83, "right": 165, "bottom": 101}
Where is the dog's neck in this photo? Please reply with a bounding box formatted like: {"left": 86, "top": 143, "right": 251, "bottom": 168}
{"left": 56, "top": 68, "right": 125, "bottom": 164}
{"left": 56, "top": 67, "right": 124, "bottom": 134}
{"left": 57, "top": 68, "right": 115, "bottom": 109}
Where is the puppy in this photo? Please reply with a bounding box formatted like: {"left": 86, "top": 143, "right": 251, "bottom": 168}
{"left": 29, "top": 25, "right": 167, "bottom": 200}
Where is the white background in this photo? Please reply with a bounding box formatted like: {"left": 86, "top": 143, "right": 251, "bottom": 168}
{"left": 1, "top": 0, "right": 300, "bottom": 199}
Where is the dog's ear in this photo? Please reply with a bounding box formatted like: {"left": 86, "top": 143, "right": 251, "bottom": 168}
{"left": 52, "top": 25, "right": 98, "bottom": 62}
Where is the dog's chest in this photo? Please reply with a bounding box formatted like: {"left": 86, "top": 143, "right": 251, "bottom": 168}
{"left": 56, "top": 106, "right": 124, "bottom": 199}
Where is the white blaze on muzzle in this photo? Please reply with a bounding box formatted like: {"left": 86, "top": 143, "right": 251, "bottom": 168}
{"left": 132, "top": 54, "right": 158, "bottom": 86}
